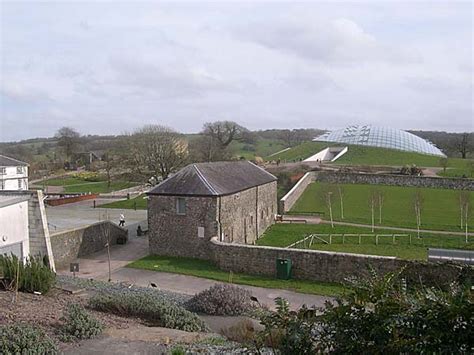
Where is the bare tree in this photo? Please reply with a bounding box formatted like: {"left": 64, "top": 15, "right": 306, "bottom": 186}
{"left": 320, "top": 185, "right": 335, "bottom": 228}
{"left": 459, "top": 191, "right": 471, "bottom": 242}
{"left": 55, "top": 127, "right": 81, "bottom": 161}
{"left": 337, "top": 185, "right": 344, "bottom": 219}
{"left": 128, "top": 125, "right": 187, "bottom": 180}
{"left": 202, "top": 121, "right": 248, "bottom": 148}
{"left": 453, "top": 132, "right": 472, "bottom": 159}
{"left": 100, "top": 212, "right": 112, "bottom": 282}
{"left": 439, "top": 157, "right": 448, "bottom": 173}
{"left": 368, "top": 189, "right": 377, "bottom": 232}
{"left": 376, "top": 189, "right": 385, "bottom": 224}
{"left": 412, "top": 190, "right": 424, "bottom": 238}
{"left": 188, "top": 134, "right": 231, "bottom": 162}
{"left": 102, "top": 150, "right": 116, "bottom": 189}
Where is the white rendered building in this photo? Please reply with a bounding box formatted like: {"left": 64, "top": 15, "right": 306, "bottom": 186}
{"left": 0, "top": 195, "right": 30, "bottom": 258}
{"left": 0, "top": 155, "right": 29, "bottom": 191}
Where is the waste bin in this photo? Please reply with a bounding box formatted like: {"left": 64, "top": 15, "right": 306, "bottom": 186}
{"left": 276, "top": 258, "right": 292, "bottom": 280}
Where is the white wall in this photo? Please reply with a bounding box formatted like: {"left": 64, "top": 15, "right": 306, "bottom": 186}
{"left": 0, "top": 200, "right": 29, "bottom": 258}
{"left": 0, "top": 166, "right": 28, "bottom": 190}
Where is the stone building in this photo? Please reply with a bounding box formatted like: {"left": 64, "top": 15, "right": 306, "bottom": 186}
{"left": 147, "top": 161, "right": 277, "bottom": 259}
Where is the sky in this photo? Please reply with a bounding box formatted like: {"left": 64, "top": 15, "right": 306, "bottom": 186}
{"left": 0, "top": 1, "right": 472, "bottom": 142}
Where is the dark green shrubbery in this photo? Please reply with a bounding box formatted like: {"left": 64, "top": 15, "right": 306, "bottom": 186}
{"left": 89, "top": 290, "right": 208, "bottom": 332}
{"left": 0, "top": 323, "right": 57, "bottom": 354}
{"left": 186, "top": 284, "right": 255, "bottom": 316}
{"left": 258, "top": 269, "right": 474, "bottom": 354}
{"left": 60, "top": 304, "right": 103, "bottom": 341}
{"left": 0, "top": 254, "right": 56, "bottom": 294}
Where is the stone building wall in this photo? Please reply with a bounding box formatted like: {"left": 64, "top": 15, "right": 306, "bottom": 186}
{"left": 210, "top": 238, "right": 473, "bottom": 286}
{"left": 50, "top": 221, "right": 127, "bottom": 269}
{"left": 257, "top": 181, "right": 278, "bottom": 237}
{"left": 148, "top": 195, "right": 218, "bottom": 260}
{"left": 218, "top": 181, "right": 277, "bottom": 244}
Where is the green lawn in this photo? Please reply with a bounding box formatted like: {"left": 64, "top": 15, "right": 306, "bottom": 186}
{"left": 41, "top": 176, "right": 86, "bottom": 186}
{"left": 269, "top": 141, "right": 473, "bottom": 176}
{"left": 63, "top": 181, "right": 138, "bottom": 194}
{"left": 291, "top": 183, "right": 473, "bottom": 232}
{"left": 99, "top": 194, "right": 148, "bottom": 209}
{"left": 230, "top": 138, "right": 287, "bottom": 160}
{"left": 39, "top": 176, "right": 139, "bottom": 193}
{"left": 128, "top": 255, "right": 344, "bottom": 296}
{"left": 257, "top": 224, "right": 473, "bottom": 260}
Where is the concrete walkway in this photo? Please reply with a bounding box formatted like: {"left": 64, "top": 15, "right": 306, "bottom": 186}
{"left": 107, "top": 268, "right": 331, "bottom": 310}
{"left": 57, "top": 232, "right": 331, "bottom": 310}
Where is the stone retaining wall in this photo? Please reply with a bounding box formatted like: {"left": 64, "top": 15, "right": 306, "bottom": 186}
{"left": 50, "top": 221, "right": 127, "bottom": 269}
{"left": 210, "top": 238, "right": 473, "bottom": 286}
{"left": 314, "top": 171, "right": 473, "bottom": 190}
{"left": 279, "top": 172, "right": 313, "bottom": 213}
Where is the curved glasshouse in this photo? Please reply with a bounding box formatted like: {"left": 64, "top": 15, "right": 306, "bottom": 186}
{"left": 314, "top": 125, "right": 445, "bottom": 157}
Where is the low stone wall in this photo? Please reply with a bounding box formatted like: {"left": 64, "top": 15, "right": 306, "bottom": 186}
{"left": 50, "top": 221, "right": 127, "bottom": 269}
{"left": 210, "top": 238, "right": 473, "bottom": 287}
{"left": 314, "top": 171, "right": 473, "bottom": 190}
{"left": 279, "top": 172, "right": 313, "bottom": 213}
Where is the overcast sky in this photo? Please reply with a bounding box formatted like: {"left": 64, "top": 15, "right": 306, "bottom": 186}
{"left": 0, "top": 1, "right": 472, "bottom": 142}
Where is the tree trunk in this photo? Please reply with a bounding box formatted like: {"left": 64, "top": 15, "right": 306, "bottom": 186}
{"left": 371, "top": 203, "right": 374, "bottom": 232}
{"left": 340, "top": 195, "right": 344, "bottom": 219}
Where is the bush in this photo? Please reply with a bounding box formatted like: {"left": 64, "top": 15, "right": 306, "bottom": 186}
{"left": 0, "top": 254, "right": 56, "bottom": 294}
{"left": 72, "top": 172, "right": 104, "bottom": 182}
{"left": 186, "top": 284, "right": 254, "bottom": 316}
{"left": 258, "top": 269, "right": 474, "bottom": 354}
{"left": 60, "top": 304, "right": 103, "bottom": 341}
{"left": 0, "top": 323, "right": 57, "bottom": 354}
{"left": 89, "top": 289, "right": 207, "bottom": 332}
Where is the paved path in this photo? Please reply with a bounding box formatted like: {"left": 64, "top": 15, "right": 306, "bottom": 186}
{"left": 46, "top": 198, "right": 147, "bottom": 231}
{"left": 285, "top": 214, "right": 474, "bottom": 236}
{"left": 57, "top": 232, "right": 331, "bottom": 310}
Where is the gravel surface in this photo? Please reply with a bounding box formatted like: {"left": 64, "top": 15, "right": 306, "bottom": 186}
{"left": 57, "top": 274, "right": 192, "bottom": 305}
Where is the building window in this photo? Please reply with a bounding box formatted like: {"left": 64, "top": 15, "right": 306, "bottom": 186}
{"left": 261, "top": 210, "right": 264, "bottom": 220}
{"left": 0, "top": 167, "right": 5, "bottom": 175}
{"left": 16, "top": 166, "right": 23, "bottom": 174}
{"left": 18, "top": 179, "right": 22, "bottom": 189}
{"left": 197, "top": 226, "right": 204, "bottom": 238}
{"left": 176, "top": 197, "right": 186, "bottom": 215}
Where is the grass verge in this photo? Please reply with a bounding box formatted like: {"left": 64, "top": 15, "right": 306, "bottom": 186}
{"left": 257, "top": 224, "right": 473, "bottom": 260}
{"left": 127, "top": 255, "right": 344, "bottom": 297}
{"left": 99, "top": 194, "right": 147, "bottom": 209}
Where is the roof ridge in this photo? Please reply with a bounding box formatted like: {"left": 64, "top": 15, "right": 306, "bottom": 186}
{"left": 0, "top": 154, "right": 28, "bottom": 166}
{"left": 247, "top": 161, "right": 277, "bottom": 180}
{"left": 193, "top": 164, "right": 219, "bottom": 195}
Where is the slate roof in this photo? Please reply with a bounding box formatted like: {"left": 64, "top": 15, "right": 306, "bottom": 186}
{"left": 0, "top": 155, "right": 28, "bottom": 167}
{"left": 147, "top": 161, "right": 277, "bottom": 197}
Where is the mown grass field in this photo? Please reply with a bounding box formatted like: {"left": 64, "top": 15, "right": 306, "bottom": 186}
{"left": 128, "top": 255, "right": 344, "bottom": 296}
{"left": 257, "top": 224, "right": 473, "bottom": 260}
{"left": 99, "top": 194, "right": 148, "bottom": 209}
{"left": 40, "top": 175, "right": 139, "bottom": 193}
{"left": 291, "top": 183, "right": 473, "bottom": 232}
{"left": 269, "top": 141, "right": 473, "bottom": 177}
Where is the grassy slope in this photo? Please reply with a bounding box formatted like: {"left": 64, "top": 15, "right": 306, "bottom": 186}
{"left": 291, "top": 183, "right": 473, "bottom": 231}
{"left": 128, "top": 255, "right": 344, "bottom": 296}
{"left": 257, "top": 224, "right": 472, "bottom": 260}
{"left": 269, "top": 141, "right": 472, "bottom": 175}
{"left": 99, "top": 194, "right": 148, "bottom": 209}
{"left": 230, "top": 138, "right": 287, "bottom": 160}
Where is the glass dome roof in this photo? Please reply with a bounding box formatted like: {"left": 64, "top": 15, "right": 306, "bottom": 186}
{"left": 315, "top": 125, "right": 445, "bottom": 157}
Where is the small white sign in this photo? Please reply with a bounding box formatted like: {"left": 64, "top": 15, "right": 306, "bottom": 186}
{"left": 197, "top": 226, "right": 205, "bottom": 238}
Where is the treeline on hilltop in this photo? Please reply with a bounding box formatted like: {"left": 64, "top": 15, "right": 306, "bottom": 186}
{"left": 0, "top": 122, "right": 472, "bottom": 181}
